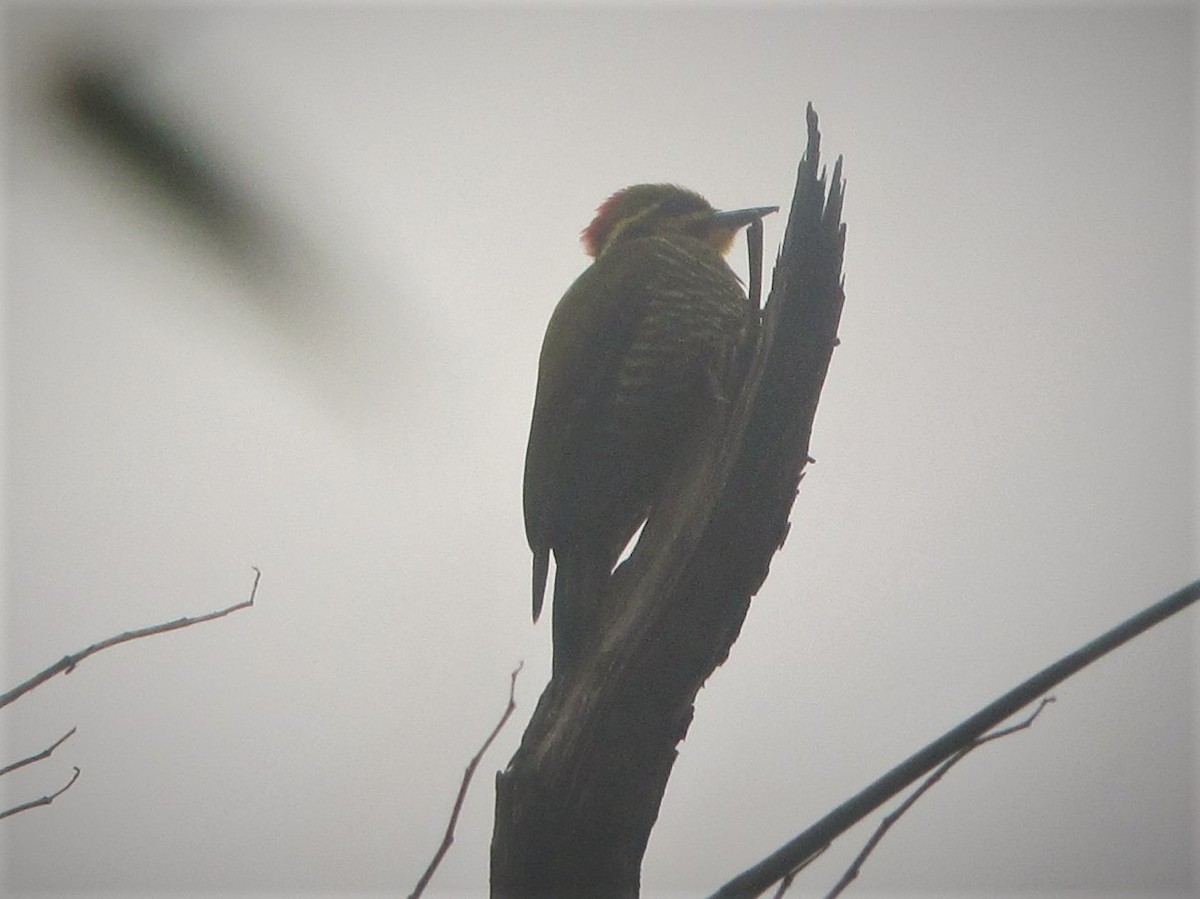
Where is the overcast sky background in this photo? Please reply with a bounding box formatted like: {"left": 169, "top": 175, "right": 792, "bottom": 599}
{"left": 2, "top": 4, "right": 1196, "bottom": 898}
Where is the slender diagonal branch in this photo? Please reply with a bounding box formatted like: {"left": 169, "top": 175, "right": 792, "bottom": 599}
{"left": 818, "top": 697, "right": 1056, "bottom": 899}
{"left": 0, "top": 766, "right": 81, "bottom": 820}
{"left": 410, "top": 662, "right": 524, "bottom": 899}
{"left": 0, "top": 727, "right": 77, "bottom": 778}
{"left": 713, "top": 578, "right": 1200, "bottom": 899}
{"left": 0, "top": 568, "right": 260, "bottom": 711}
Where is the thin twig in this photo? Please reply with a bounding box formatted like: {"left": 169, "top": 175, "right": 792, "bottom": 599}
{"left": 712, "top": 578, "right": 1200, "bottom": 899}
{"left": 748, "top": 217, "right": 765, "bottom": 309}
{"left": 0, "top": 727, "right": 77, "bottom": 778}
{"left": 821, "top": 697, "right": 1056, "bottom": 899}
{"left": 771, "top": 845, "right": 827, "bottom": 899}
{"left": 408, "top": 661, "right": 524, "bottom": 899}
{"left": 0, "top": 766, "right": 81, "bottom": 820}
{"left": 0, "top": 567, "right": 261, "bottom": 710}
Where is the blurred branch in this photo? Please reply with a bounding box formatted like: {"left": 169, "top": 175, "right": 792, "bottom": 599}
{"left": 0, "top": 767, "right": 81, "bottom": 821}
{"left": 0, "top": 727, "right": 77, "bottom": 778}
{"left": 713, "top": 578, "right": 1200, "bottom": 899}
{"left": 410, "top": 662, "right": 523, "bottom": 899}
{"left": 57, "top": 61, "right": 264, "bottom": 256}
{"left": 0, "top": 568, "right": 260, "bottom": 711}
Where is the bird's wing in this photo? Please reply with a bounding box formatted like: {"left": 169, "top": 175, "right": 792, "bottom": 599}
{"left": 522, "top": 245, "right": 660, "bottom": 610}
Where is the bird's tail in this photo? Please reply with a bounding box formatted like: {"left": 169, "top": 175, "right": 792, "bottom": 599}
{"left": 532, "top": 549, "right": 550, "bottom": 623}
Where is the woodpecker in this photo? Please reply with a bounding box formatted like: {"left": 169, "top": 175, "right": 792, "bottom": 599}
{"left": 524, "top": 184, "right": 777, "bottom": 675}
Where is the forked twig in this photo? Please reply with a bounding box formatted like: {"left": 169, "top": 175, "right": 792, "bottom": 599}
{"left": 771, "top": 845, "right": 827, "bottom": 899}
{"left": 713, "top": 578, "right": 1200, "bottom": 899}
{"left": 818, "top": 697, "right": 1056, "bottom": 899}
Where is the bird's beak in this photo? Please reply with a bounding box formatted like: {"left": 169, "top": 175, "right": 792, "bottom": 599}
{"left": 711, "top": 205, "right": 779, "bottom": 231}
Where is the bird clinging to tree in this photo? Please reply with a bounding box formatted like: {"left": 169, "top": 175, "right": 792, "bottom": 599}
{"left": 523, "top": 183, "right": 777, "bottom": 676}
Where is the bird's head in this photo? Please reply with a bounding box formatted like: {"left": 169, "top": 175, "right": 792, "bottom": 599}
{"left": 581, "top": 184, "right": 777, "bottom": 259}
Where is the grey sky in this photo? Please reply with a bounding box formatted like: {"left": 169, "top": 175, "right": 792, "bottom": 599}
{"left": 2, "top": 5, "right": 1196, "bottom": 898}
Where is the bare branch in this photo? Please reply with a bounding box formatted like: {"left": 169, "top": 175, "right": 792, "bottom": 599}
{"left": 972, "top": 695, "right": 1055, "bottom": 745}
{"left": 770, "top": 845, "right": 826, "bottom": 899}
{"left": 0, "top": 567, "right": 260, "bottom": 710}
{"left": 0, "top": 766, "right": 81, "bottom": 821}
{"left": 410, "top": 662, "right": 523, "bottom": 899}
{"left": 820, "top": 697, "right": 1056, "bottom": 899}
{"left": 712, "top": 578, "right": 1200, "bottom": 899}
{"left": 0, "top": 727, "right": 77, "bottom": 778}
